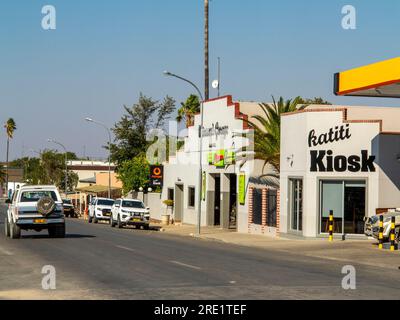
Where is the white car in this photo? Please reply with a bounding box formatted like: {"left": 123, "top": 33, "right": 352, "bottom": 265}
{"left": 88, "top": 197, "right": 115, "bottom": 223}
{"left": 4, "top": 185, "right": 65, "bottom": 239}
{"left": 365, "top": 211, "right": 400, "bottom": 242}
{"left": 110, "top": 199, "right": 150, "bottom": 230}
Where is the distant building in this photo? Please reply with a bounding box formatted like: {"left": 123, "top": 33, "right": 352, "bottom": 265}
{"left": 0, "top": 166, "right": 24, "bottom": 198}
{"left": 67, "top": 160, "right": 118, "bottom": 189}
{"left": 67, "top": 160, "right": 122, "bottom": 215}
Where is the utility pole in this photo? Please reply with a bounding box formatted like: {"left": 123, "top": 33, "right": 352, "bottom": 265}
{"left": 204, "top": 0, "right": 210, "bottom": 100}
{"left": 85, "top": 118, "right": 112, "bottom": 199}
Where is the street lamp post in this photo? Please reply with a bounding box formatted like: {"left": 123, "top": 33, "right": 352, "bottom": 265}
{"left": 164, "top": 71, "right": 204, "bottom": 236}
{"left": 47, "top": 139, "right": 68, "bottom": 194}
{"left": 85, "top": 118, "right": 112, "bottom": 199}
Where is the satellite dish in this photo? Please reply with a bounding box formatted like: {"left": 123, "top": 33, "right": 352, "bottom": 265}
{"left": 212, "top": 80, "right": 219, "bottom": 89}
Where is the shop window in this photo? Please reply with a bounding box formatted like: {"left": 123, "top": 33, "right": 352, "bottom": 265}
{"left": 267, "top": 189, "right": 277, "bottom": 227}
{"left": 188, "top": 186, "right": 196, "bottom": 208}
{"left": 252, "top": 189, "right": 263, "bottom": 225}
{"left": 289, "top": 179, "right": 303, "bottom": 233}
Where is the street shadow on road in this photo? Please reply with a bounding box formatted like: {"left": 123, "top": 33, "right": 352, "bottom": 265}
{"left": 21, "top": 234, "right": 96, "bottom": 240}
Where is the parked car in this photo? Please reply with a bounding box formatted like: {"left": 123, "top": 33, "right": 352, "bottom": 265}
{"left": 110, "top": 199, "right": 150, "bottom": 230}
{"left": 4, "top": 185, "right": 65, "bottom": 239}
{"left": 365, "top": 211, "right": 400, "bottom": 243}
{"left": 88, "top": 197, "right": 114, "bottom": 223}
{"left": 62, "top": 199, "right": 76, "bottom": 218}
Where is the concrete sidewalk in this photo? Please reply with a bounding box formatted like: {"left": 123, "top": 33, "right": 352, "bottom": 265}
{"left": 155, "top": 223, "right": 400, "bottom": 270}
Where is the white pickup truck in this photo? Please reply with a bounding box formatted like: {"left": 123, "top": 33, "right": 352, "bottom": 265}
{"left": 4, "top": 185, "right": 66, "bottom": 239}
{"left": 365, "top": 210, "right": 400, "bottom": 243}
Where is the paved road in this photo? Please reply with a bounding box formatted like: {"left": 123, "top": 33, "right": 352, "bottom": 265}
{"left": 0, "top": 205, "right": 399, "bottom": 300}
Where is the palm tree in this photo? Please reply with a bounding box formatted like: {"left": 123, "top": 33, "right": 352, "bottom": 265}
{"left": 242, "top": 97, "right": 305, "bottom": 178}
{"left": 176, "top": 94, "right": 200, "bottom": 127}
{"left": 204, "top": 0, "right": 209, "bottom": 100}
{"left": 4, "top": 118, "right": 17, "bottom": 193}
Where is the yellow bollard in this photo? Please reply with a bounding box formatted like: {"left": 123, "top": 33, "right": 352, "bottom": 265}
{"left": 329, "top": 211, "right": 334, "bottom": 242}
{"left": 379, "top": 215, "right": 384, "bottom": 250}
{"left": 390, "top": 216, "right": 395, "bottom": 252}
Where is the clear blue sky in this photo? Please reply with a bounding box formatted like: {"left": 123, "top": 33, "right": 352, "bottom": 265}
{"left": 1, "top": 0, "right": 400, "bottom": 160}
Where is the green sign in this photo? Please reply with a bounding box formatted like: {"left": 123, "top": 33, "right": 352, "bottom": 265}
{"left": 208, "top": 150, "right": 235, "bottom": 167}
{"left": 239, "top": 173, "right": 246, "bottom": 205}
{"left": 225, "top": 151, "right": 236, "bottom": 165}
{"left": 215, "top": 150, "right": 225, "bottom": 167}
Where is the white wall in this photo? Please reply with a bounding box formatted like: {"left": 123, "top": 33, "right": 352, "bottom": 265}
{"left": 281, "top": 109, "right": 382, "bottom": 237}
{"left": 162, "top": 96, "right": 255, "bottom": 231}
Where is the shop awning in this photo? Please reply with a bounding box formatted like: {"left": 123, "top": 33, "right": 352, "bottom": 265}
{"left": 75, "top": 185, "right": 121, "bottom": 194}
{"left": 334, "top": 57, "right": 400, "bottom": 98}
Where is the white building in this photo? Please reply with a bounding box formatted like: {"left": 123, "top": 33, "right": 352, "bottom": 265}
{"left": 162, "top": 96, "right": 278, "bottom": 235}
{"left": 280, "top": 105, "right": 400, "bottom": 238}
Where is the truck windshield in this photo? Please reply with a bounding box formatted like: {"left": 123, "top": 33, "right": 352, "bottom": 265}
{"left": 122, "top": 201, "right": 145, "bottom": 209}
{"left": 97, "top": 200, "right": 114, "bottom": 206}
{"left": 20, "top": 191, "right": 58, "bottom": 202}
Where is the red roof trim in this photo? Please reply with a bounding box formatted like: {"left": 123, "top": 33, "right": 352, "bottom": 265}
{"left": 188, "top": 95, "right": 249, "bottom": 130}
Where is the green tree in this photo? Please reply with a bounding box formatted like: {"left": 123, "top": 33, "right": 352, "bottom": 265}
{"left": 176, "top": 94, "right": 200, "bottom": 128}
{"left": 59, "top": 171, "right": 79, "bottom": 192}
{"left": 244, "top": 96, "right": 306, "bottom": 176}
{"left": 298, "top": 97, "right": 332, "bottom": 105}
{"left": 110, "top": 93, "right": 176, "bottom": 166}
{"left": 10, "top": 151, "right": 78, "bottom": 189}
{"left": 117, "top": 154, "right": 150, "bottom": 195}
{"left": 4, "top": 118, "right": 17, "bottom": 187}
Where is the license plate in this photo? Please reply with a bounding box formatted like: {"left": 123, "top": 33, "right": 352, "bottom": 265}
{"left": 34, "top": 219, "right": 47, "bottom": 224}
{"left": 64, "top": 208, "right": 70, "bottom": 211}
{"left": 131, "top": 218, "right": 141, "bottom": 222}
{"left": 104, "top": 213, "right": 111, "bottom": 216}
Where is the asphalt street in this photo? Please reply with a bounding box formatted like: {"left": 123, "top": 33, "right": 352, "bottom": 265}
{"left": 0, "top": 205, "right": 399, "bottom": 300}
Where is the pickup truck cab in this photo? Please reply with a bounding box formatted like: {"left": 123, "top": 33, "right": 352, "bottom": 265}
{"left": 88, "top": 197, "right": 114, "bottom": 223}
{"left": 4, "top": 185, "right": 65, "bottom": 239}
{"left": 110, "top": 198, "right": 150, "bottom": 230}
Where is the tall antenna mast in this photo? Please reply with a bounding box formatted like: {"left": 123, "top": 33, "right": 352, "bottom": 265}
{"left": 204, "top": 0, "right": 210, "bottom": 101}
{"left": 218, "top": 57, "right": 221, "bottom": 97}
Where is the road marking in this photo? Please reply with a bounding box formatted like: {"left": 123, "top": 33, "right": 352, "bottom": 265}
{"left": 0, "top": 246, "right": 13, "bottom": 256}
{"left": 169, "top": 260, "right": 201, "bottom": 270}
{"left": 115, "top": 245, "right": 137, "bottom": 252}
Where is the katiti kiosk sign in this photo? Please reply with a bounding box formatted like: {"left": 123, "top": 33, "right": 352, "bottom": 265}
{"left": 280, "top": 105, "right": 400, "bottom": 238}
{"left": 308, "top": 124, "right": 376, "bottom": 173}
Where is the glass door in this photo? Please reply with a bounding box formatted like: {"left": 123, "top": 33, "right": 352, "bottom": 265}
{"left": 320, "top": 181, "right": 343, "bottom": 234}
{"left": 344, "top": 182, "right": 366, "bottom": 234}
{"left": 289, "top": 179, "right": 303, "bottom": 233}
{"left": 320, "top": 180, "right": 366, "bottom": 235}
